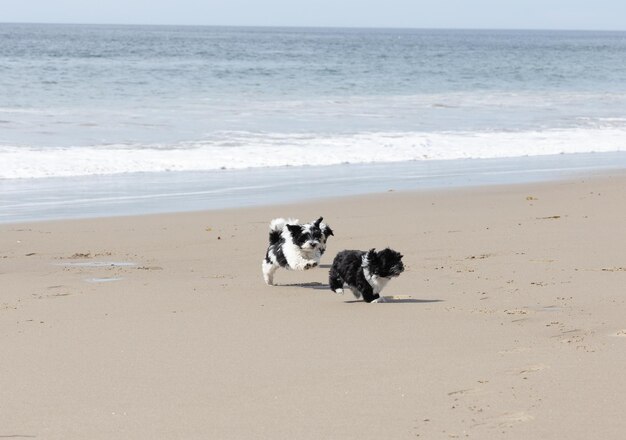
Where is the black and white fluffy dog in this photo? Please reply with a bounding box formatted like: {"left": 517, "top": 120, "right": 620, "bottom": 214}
{"left": 262, "top": 217, "right": 334, "bottom": 285}
{"left": 329, "top": 248, "right": 404, "bottom": 303}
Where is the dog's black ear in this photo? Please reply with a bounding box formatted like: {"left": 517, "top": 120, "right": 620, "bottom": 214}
{"left": 324, "top": 225, "right": 334, "bottom": 237}
{"left": 388, "top": 248, "right": 404, "bottom": 260}
{"left": 286, "top": 224, "right": 302, "bottom": 236}
{"left": 313, "top": 217, "right": 323, "bottom": 227}
{"left": 366, "top": 248, "right": 377, "bottom": 261}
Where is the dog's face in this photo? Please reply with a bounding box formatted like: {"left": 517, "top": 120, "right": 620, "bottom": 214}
{"left": 364, "top": 248, "right": 404, "bottom": 278}
{"left": 286, "top": 217, "right": 333, "bottom": 252}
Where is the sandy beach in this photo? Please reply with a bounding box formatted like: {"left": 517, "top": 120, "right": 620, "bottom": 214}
{"left": 1, "top": 172, "right": 625, "bottom": 439}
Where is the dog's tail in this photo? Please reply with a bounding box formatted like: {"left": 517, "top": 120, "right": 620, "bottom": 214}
{"left": 268, "top": 218, "right": 299, "bottom": 245}
{"left": 270, "top": 218, "right": 298, "bottom": 232}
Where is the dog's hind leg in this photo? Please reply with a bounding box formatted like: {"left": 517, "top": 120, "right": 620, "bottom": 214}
{"left": 262, "top": 259, "right": 279, "bottom": 285}
{"left": 328, "top": 267, "right": 344, "bottom": 294}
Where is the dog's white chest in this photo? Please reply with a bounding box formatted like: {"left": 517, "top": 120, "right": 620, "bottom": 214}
{"left": 283, "top": 242, "right": 319, "bottom": 270}
{"left": 363, "top": 268, "right": 391, "bottom": 294}
{"left": 369, "top": 276, "right": 390, "bottom": 294}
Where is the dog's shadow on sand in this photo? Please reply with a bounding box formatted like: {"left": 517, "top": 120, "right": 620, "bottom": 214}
{"left": 342, "top": 297, "right": 444, "bottom": 304}
{"left": 281, "top": 282, "right": 330, "bottom": 291}
{"left": 282, "top": 282, "right": 444, "bottom": 303}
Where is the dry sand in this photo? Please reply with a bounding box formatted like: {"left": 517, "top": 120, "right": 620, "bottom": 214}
{"left": 1, "top": 172, "right": 625, "bottom": 439}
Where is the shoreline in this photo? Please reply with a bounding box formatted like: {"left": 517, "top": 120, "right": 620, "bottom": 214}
{"left": 3, "top": 151, "right": 626, "bottom": 224}
{"left": 2, "top": 173, "right": 625, "bottom": 439}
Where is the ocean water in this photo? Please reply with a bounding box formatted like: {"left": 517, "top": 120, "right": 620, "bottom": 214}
{"left": 1, "top": 24, "right": 626, "bottom": 220}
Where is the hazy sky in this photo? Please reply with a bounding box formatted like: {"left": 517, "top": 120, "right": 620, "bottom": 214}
{"left": 3, "top": 0, "right": 626, "bottom": 31}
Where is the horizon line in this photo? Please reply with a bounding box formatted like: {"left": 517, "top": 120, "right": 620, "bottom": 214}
{"left": 2, "top": 21, "right": 626, "bottom": 33}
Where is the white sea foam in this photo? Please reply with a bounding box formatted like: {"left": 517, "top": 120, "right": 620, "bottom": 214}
{"left": 1, "top": 128, "right": 625, "bottom": 179}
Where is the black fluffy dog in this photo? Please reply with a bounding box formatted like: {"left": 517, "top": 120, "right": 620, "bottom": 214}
{"left": 329, "top": 248, "right": 404, "bottom": 303}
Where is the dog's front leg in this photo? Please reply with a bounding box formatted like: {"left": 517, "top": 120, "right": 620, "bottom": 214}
{"left": 357, "top": 278, "right": 380, "bottom": 303}
{"left": 303, "top": 260, "right": 318, "bottom": 270}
